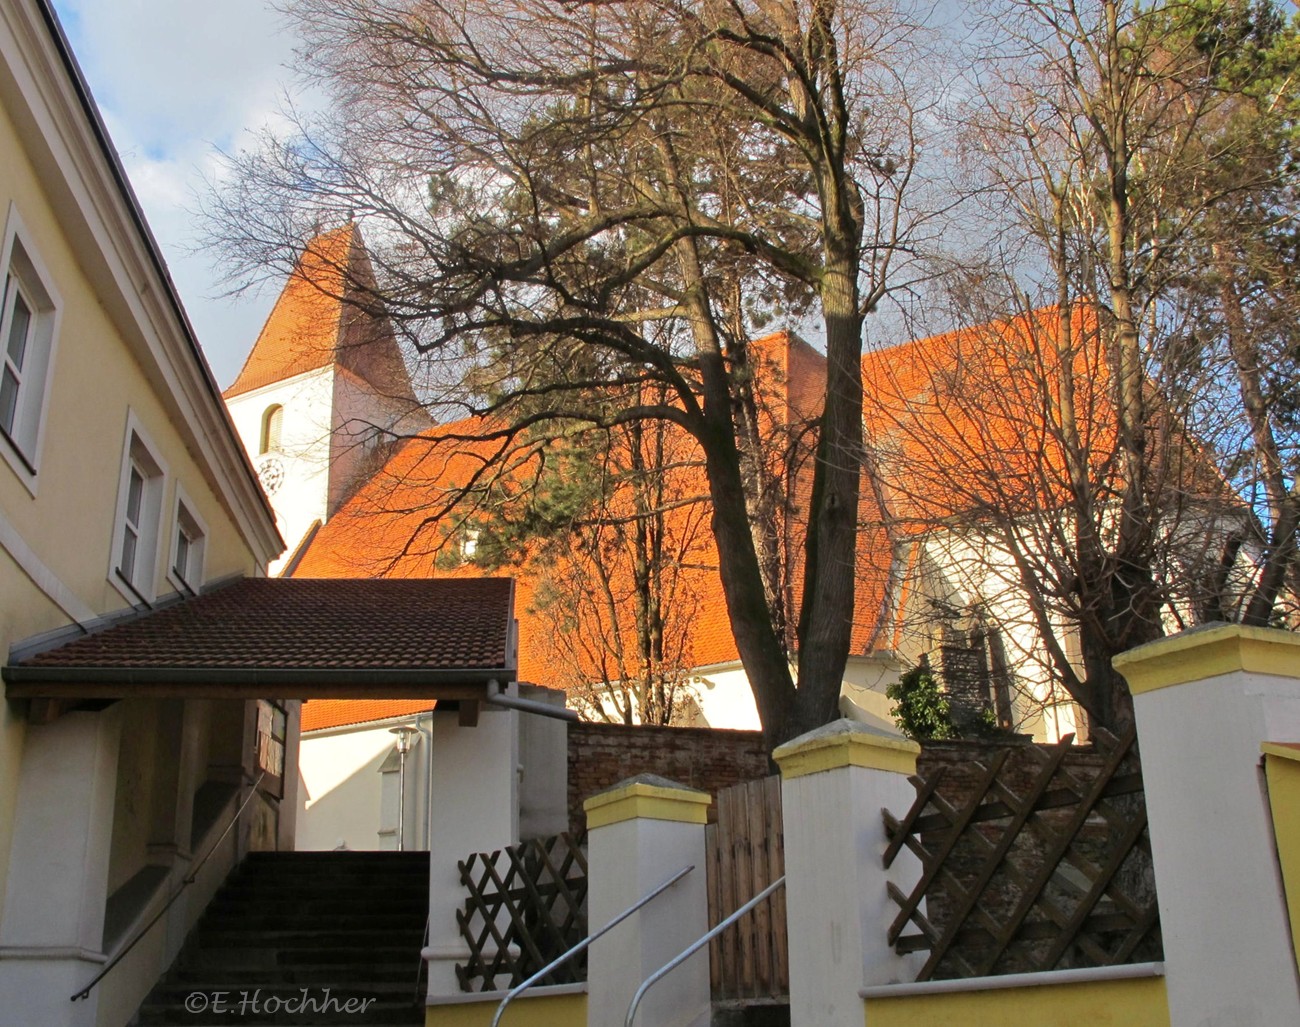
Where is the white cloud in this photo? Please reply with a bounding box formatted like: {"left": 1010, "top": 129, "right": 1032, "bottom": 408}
{"left": 51, "top": 0, "right": 316, "bottom": 385}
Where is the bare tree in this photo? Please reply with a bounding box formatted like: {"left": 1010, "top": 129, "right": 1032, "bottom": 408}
{"left": 208, "top": 0, "right": 943, "bottom": 749}
{"left": 457, "top": 400, "right": 712, "bottom": 725}
{"left": 868, "top": 0, "right": 1300, "bottom": 733}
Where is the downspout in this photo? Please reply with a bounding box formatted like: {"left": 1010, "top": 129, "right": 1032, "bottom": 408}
{"left": 484, "top": 680, "right": 579, "bottom": 722}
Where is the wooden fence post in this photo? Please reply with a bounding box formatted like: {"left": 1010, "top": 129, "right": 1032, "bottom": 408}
{"left": 1115, "top": 624, "right": 1300, "bottom": 1026}
{"left": 774, "top": 719, "right": 922, "bottom": 1027}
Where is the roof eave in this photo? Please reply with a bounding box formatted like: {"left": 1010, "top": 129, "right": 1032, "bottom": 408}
{"left": 2, "top": 663, "right": 517, "bottom": 700}
{"left": 21, "top": 0, "right": 282, "bottom": 563}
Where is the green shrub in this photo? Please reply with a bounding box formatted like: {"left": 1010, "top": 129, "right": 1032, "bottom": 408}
{"left": 886, "top": 664, "right": 958, "bottom": 741}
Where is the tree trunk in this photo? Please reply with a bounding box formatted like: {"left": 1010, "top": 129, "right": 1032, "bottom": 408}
{"left": 792, "top": 257, "right": 863, "bottom": 737}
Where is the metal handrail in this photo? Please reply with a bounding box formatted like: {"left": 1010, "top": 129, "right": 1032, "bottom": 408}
{"left": 414, "top": 913, "right": 430, "bottom": 1007}
{"left": 491, "top": 864, "right": 694, "bottom": 1027}
{"left": 71, "top": 772, "right": 266, "bottom": 1002}
{"left": 624, "top": 875, "right": 786, "bottom": 1027}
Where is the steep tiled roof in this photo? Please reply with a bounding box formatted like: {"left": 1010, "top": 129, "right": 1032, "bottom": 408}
{"left": 302, "top": 698, "right": 436, "bottom": 732}
{"left": 860, "top": 306, "right": 1115, "bottom": 525}
{"left": 292, "top": 332, "right": 891, "bottom": 693}
{"left": 4, "top": 577, "right": 515, "bottom": 694}
{"left": 223, "top": 225, "right": 417, "bottom": 404}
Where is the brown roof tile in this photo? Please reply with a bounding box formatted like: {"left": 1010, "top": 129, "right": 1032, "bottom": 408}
{"left": 5, "top": 578, "right": 515, "bottom": 691}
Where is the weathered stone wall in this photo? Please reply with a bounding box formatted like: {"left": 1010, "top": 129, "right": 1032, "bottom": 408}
{"left": 916, "top": 736, "right": 1110, "bottom": 798}
{"left": 567, "top": 723, "right": 769, "bottom": 835}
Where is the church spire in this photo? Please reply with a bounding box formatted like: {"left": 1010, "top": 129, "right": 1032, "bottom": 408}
{"left": 223, "top": 224, "right": 417, "bottom": 406}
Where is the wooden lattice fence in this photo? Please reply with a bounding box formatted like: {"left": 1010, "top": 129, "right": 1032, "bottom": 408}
{"left": 883, "top": 727, "right": 1161, "bottom": 981}
{"left": 706, "top": 775, "right": 789, "bottom": 1005}
{"left": 456, "top": 831, "right": 588, "bottom": 992}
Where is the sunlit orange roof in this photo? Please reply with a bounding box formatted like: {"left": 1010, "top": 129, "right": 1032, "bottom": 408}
{"left": 224, "top": 225, "right": 417, "bottom": 404}
{"left": 292, "top": 332, "right": 889, "bottom": 695}
{"left": 302, "top": 698, "right": 436, "bottom": 732}
{"left": 861, "top": 306, "right": 1116, "bottom": 525}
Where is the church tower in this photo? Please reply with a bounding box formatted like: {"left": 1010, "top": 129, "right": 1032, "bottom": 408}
{"left": 224, "top": 225, "right": 427, "bottom": 571}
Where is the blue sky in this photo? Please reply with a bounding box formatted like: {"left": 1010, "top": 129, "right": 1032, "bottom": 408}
{"left": 50, "top": 0, "right": 311, "bottom": 387}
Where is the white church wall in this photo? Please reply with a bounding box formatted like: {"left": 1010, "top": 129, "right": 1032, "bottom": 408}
{"left": 691, "top": 653, "right": 907, "bottom": 734}
{"left": 226, "top": 367, "right": 336, "bottom": 571}
{"left": 915, "top": 531, "right": 1079, "bottom": 742}
{"left": 328, "top": 368, "right": 422, "bottom": 518}
{"left": 692, "top": 664, "right": 762, "bottom": 730}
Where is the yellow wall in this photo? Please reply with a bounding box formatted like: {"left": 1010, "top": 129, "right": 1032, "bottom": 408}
{"left": 1264, "top": 748, "right": 1300, "bottom": 977}
{"left": 425, "top": 991, "right": 587, "bottom": 1026}
{"left": 864, "top": 974, "right": 1169, "bottom": 1027}
{"left": 0, "top": 65, "right": 263, "bottom": 939}
{"left": 0, "top": 97, "right": 258, "bottom": 623}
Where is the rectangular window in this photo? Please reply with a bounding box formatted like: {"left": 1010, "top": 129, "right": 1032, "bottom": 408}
{"left": 0, "top": 207, "right": 60, "bottom": 490}
{"left": 110, "top": 416, "right": 167, "bottom": 605}
{"left": 168, "top": 488, "right": 207, "bottom": 593}
{"left": 120, "top": 461, "right": 145, "bottom": 581}
{"left": 0, "top": 279, "right": 32, "bottom": 435}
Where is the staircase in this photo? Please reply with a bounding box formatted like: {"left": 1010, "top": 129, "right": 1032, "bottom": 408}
{"left": 133, "top": 851, "right": 429, "bottom": 1026}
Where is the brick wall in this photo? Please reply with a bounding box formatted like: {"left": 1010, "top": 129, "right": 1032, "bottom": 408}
{"left": 567, "top": 723, "right": 770, "bottom": 836}
{"left": 916, "top": 736, "right": 1110, "bottom": 797}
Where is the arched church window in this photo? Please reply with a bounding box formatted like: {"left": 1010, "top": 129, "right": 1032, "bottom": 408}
{"left": 259, "top": 404, "right": 283, "bottom": 455}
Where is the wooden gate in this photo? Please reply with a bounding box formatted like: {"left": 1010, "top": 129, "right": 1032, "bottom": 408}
{"left": 706, "top": 775, "right": 789, "bottom": 1004}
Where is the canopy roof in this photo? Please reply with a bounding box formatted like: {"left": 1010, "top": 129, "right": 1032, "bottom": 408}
{"left": 3, "top": 577, "right": 516, "bottom": 701}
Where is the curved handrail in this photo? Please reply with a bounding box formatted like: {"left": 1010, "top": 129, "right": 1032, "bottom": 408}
{"left": 70, "top": 772, "right": 266, "bottom": 1002}
{"left": 624, "top": 875, "right": 786, "bottom": 1027}
{"left": 491, "top": 864, "right": 694, "bottom": 1027}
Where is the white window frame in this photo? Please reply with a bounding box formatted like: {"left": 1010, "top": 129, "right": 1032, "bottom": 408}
{"left": 109, "top": 412, "right": 168, "bottom": 605}
{"left": 167, "top": 484, "right": 208, "bottom": 595}
{"left": 0, "top": 204, "right": 61, "bottom": 494}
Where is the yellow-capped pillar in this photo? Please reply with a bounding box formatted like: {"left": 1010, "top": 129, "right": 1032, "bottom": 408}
{"left": 773, "top": 719, "right": 922, "bottom": 1027}
{"left": 1114, "top": 624, "right": 1300, "bottom": 1026}
{"left": 584, "top": 775, "right": 710, "bottom": 1027}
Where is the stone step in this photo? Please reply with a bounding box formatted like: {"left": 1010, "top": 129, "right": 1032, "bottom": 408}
{"left": 206, "top": 898, "right": 425, "bottom": 920}
{"left": 200, "top": 911, "right": 427, "bottom": 933}
{"left": 243, "top": 850, "right": 429, "bottom": 861}
{"left": 229, "top": 862, "right": 429, "bottom": 876}
{"left": 220, "top": 878, "right": 429, "bottom": 893}
{"left": 143, "top": 980, "right": 417, "bottom": 1000}
{"left": 712, "top": 1002, "right": 792, "bottom": 1027}
{"left": 167, "top": 965, "right": 420, "bottom": 986}
{"left": 134, "top": 993, "right": 423, "bottom": 1026}
{"left": 194, "top": 928, "right": 425, "bottom": 949}
{"left": 179, "top": 945, "right": 420, "bottom": 968}
{"left": 214, "top": 883, "right": 427, "bottom": 902}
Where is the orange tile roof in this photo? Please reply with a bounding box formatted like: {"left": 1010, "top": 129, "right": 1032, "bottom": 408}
{"left": 861, "top": 306, "right": 1116, "bottom": 525}
{"left": 291, "top": 333, "right": 891, "bottom": 698}
{"left": 223, "top": 225, "right": 417, "bottom": 404}
{"left": 281, "top": 312, "right": 1147, "bottom": 713}
{"left": 302, "top": 698, "right": 436, "bottom": 732}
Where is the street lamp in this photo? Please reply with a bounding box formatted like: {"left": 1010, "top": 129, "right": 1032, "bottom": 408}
{"left": 389, "top": 725, "right": 418, "bottom": 851}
